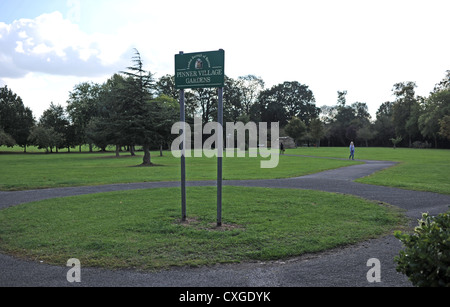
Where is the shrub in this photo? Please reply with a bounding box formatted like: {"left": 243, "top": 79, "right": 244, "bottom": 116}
{"left": 411, "top": 141, "right": 431, "bottom": 149}
{"left": 394, "top": 210, "right": 450, "bottom": 287}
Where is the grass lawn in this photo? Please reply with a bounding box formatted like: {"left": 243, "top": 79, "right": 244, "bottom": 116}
{"left": 0, "top": 148, "right": 359, "bottom": 191}
{"left": 0, "top": 186, "right": 406, "bottom": 271}
{"left": 287, "top": 147, "right": 450, "bottom": 195}
{"left": 0, "top": 146, "right": 442, "bottom": 271}
{"left": 1, "top": 146, "right": 448, "bottom": 194}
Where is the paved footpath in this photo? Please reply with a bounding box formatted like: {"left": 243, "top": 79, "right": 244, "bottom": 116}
{"left": 1, "top": 157, "right": 449, "bottom": 287}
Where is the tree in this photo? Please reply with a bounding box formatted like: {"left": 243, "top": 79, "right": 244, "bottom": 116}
{"left": 419, "top": 77, "right": 450, "bottom": 147}
{"left": 237, "top": 75, "right": 265, "bottom": 116}
{"left": 419, "top": 97, "right": 442, "bottom": 148}
{"left": 319, "top": 105, "right": 337, "bottom": 146}
{"left": 85, "top": 118, "right": 110, "bottom": 152}
{"left": 0, "top": 85, "right": 35, "bottom": 151}
{"left": 352, "top": 102, "right": 371, "bottom": 124}
{"left": 223, "top": 76, "right": 244, "bottom": 123}
{"left": 156, "top": 74, "right": 178, "bottom": 100}
{"left": 391, "top": 82, "right": 420, "bottom": 147}
{"left": 28, "top": 125, "right": 63, "bottom": 153}
{"left": 0, "top": 128, "right": 15, "bottom": 147}
{"left": 390, "top": 136, "right": 403, "bottom": 149}
{"left": 192, "top": 87, "right": 218, "bottom": 125}
{"left": 255, "top": 81, "right": 318, "bottom": 126}
{"left": 433, "top": 70, "right": 450, "bottom": 92}
{"left": 87, "top": 74, "right": 130, "bottom": 155}
{"left": 309, "top": 118, "right": 325, "bottom": 147}
{"left": 357, "top": 124, "right": 374, "bottom": 147}
{"left": 374, "top": 101, "right": 395, "bottom": 146}
{"left": 39, "top": 102, "right": 70, "bottom": 152}
{"left": 351, "top": 102, "right": 373, "bottom": 146}
{"left": 321, "top": 91, "right": 375, "bottom": 147}
{"left": 148, "top": 94, "right": 179, "bottom": 155}
{"left": 278, "top": 81, "right": 318, "bottom": 123}
{"left": 156, "top": 74, "right": 198, "bottom": 120}
{"left": 285, "top": 117, "right": 307, "bottom": 145}
{"left": 121, "top": 48, "right": 156, "bottom": 165}
{"left": 337, "top": 90, "right": 347, "bottom": 107}
{"left": 327, "top": 91, "right": 357, "bottom": 146}
{"left": 66, "top": 82, "right": 102, "bottom": 152}
{"left": 254, "top": 88, "right": 286, "bottom": 124}
{"left": 14, "top": 107, "right": 34, "bottom": 151}
{"left": 439, "top": 115, "right": 450, "bottom": 140}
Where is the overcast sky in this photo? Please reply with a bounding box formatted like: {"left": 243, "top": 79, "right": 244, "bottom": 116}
{"left": 1, "top": 0, "right": 449, "bottom": 119}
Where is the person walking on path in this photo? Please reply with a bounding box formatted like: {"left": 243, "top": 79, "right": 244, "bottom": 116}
{"left": 349, "top": 141, "right": 355, "bottom": 160}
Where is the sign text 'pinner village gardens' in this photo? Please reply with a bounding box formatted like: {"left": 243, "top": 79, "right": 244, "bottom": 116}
{"left": 176, "top": 68, "right": 224, "bottom": 86}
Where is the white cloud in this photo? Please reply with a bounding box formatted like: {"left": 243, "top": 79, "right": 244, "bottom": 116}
{"left": 0, "top": 10, "right": 144, "bottom": 119}
{"left": 15, "top": 41, "right": 25, "bottom": 53}
{"left": 0, "top": 11, "right": 130, "bottom": 79}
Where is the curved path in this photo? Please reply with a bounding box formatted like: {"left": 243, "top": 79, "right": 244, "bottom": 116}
{"left": 1, "top": 157, "right": 449, "bottom": 287}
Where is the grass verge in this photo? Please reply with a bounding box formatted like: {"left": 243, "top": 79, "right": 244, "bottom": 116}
{"left": 0, "top": 150, "right": 359, "bottom": 191}
{"left": 287, "top": 147, "right": 450, "bottom": 195}
{"left": 0, "top": 186, "right": 406, "bottom": 271}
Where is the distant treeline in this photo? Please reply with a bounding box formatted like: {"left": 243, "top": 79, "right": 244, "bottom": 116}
{"left": 1, "top": 50, "right": 449, "bottom": 158}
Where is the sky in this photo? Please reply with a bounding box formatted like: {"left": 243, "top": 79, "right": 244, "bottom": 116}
{"left": 1, "top": 0, "right": 450, "bottom": 120}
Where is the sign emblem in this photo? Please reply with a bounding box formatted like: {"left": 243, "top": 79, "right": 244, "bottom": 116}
{"left": 195, "top": 59, "right": 203, "bottom": 69}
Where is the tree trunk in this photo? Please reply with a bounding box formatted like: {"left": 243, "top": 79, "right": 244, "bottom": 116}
{"left": 143, "top": 144, "right": 151, "bottom": 165}
{"left": 115, "top": 145, "right": 120, "bottom": 157}
{"left": 130, "top": 145, "right": 135, "bottom": 156}
{"left": 160, "top": 144, "right": 163, "bottom": 156}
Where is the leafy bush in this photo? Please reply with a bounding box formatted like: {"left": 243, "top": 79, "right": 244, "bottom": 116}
{"left": 411, "top": 141, "right": 431, "bottom": 149}
{"left": 394, "top": 210, "right": 450, "bottom": 287}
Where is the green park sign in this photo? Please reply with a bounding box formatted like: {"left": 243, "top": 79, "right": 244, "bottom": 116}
{"left": 175, "top": 49, "right": 225, "bottom": 226}
{"left": 175, "top": 49, "right": 225, "bottom": 89}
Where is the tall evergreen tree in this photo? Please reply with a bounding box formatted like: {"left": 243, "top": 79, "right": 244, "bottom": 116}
{"left": 120, "top": 48, "right": 156, "bottom": 165}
